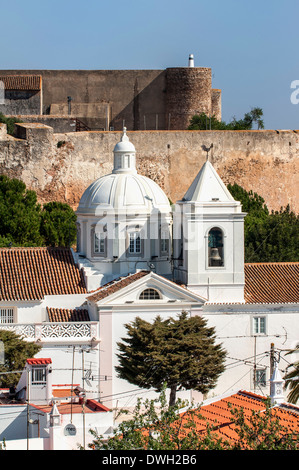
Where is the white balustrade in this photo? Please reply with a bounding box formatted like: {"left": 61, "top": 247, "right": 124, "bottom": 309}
{"left": 0, "top": 322, "right": 99, "bottom": 343}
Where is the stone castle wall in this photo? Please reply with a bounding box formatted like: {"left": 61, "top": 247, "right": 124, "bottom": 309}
{"left": 0, "top": 123, "right": 298, "bottom": 214}
{"left": 0, "top": 68, "right": 220, "bottom": 131}
{"left": 165, "top": 67, "right": 216, "bottom": 130}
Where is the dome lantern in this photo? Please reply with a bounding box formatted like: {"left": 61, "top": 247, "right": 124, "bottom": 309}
{"left": 112, "top": 127, "right": 137, "bottom": 175}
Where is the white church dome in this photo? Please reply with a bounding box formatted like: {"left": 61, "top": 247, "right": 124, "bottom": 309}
{"left": 77, "top": 128, "right": 171, "bottom": 216}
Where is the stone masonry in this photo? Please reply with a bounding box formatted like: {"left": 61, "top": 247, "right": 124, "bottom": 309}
{"left": 0, "top": 123, "right": 298, "bottom": 214}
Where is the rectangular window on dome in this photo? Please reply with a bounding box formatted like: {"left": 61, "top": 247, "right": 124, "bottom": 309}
{"left": 129, "top": 232, "right": 141, "bottom": 254}
{"left": 95, "top": 232, "right": 105, "bottom": 254}
{"left": 124, "top": 155, "right": 129, "bottom": 168}
{"left": 161, "top": 231, "right": 169, "bottom": 254}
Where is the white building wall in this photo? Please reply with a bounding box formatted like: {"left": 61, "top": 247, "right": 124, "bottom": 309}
{"left": 1, "top": 406, "right": 113, "bottom": 450}
{"left": 201, "top": 304, "right": 299, "bottom": 399}
{"left": 0, "top": 294, "right": 88, "bottom": 324}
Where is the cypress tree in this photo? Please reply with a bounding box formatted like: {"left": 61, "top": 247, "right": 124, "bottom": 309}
{"left": 116, "top": 311, "right": 226, "bottom": 406}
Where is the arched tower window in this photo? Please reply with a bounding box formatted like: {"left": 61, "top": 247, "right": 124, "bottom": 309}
{"left": 139, "top": 288, "right": 161, "bottom": 300}
{"left": 208, "top": 227, "right": 224, "bottom": 267}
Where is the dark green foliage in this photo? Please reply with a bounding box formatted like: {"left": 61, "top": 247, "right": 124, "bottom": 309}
{"left": 89, "top": 388, "right": 299, "bottom": 450}
{"left": 116, "top": 311, "right": 226, "bottom": 406}
{"left": 227, "top": 398, "right": 299, "bottom": 450}
{"left": 0, "top": 175, "right": 43, "bottom": 246}
{"left": 188, "top": 107, "right": 264, "bottom": 131}
{"left": 227, "top": 183, "right": 299, "bottom": 262}
{"left": 0, "top": 112, "right": 22, "bottom": 135}
{"left": 40, "top": 201, "right": 77, "bottom": 247}
{"left": 188, "top": 113, "right": 230, "bottom": 130}
{"left": 0, "top": 330, "right": 41, "bottom": 387}
{"left": 0, "top": 175, "right": 77, "bottom": 248}
{"left": 89, "top": 388, "right": 228, "bottom": 450}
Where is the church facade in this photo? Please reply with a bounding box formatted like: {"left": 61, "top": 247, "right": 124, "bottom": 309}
{"left": 0, "top": 130, "right": 298, "bottom": 410}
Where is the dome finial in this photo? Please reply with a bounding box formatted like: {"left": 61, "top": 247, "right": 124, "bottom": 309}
{"left": 121, "top": 126, "right": 129, "bottom": 142}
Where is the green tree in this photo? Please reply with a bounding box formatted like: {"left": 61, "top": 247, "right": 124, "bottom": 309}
{"left": 89, "top": 388, "right": 299, "bottom": 450}
{"left": 89, "top": 387, "right": 227, "bottom": 450}
{"left": 228, "top": 398, "right": 299, "bottom": 450}
{"left": 0, "top": 112, "right": 22, "bottom": 135}
{"left": 116, "top": 311, "right": 226, "bottom": 407}
{"left": 40, "top": 201, "right": 77, "bottom": 247}
{"left": 188, "top": 113, "right": 229, "bottom": 130}
{"left": 247, "top": 107, "right": 264, "bottom": 129}
{"left": 284, "top": 344, "right": 299, "bottom": 404}
{"left": 188, "top": 107, "right": 264, "bottom": 131}
{"left": 0, "top": 175, "right": 43, "bottom": 247}
{"left": 0, "top": 330, "right": 41, "bottom": 388}
{"left": 0, "top": 175, "right": 77, "bottom": 248}
{"left": 227, "top": 183, "right": 299, "bottom": 263}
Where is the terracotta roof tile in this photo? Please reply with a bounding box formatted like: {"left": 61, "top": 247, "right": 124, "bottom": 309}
{"left": 0, "top": 75, "right": 42, "bottom": 91}
{"left": 0, "top": 247, "right": 87, "bottom": 301}
{"left": 177, "top": 390, "right": 299, "bottom": 445}
{"left": 47, "top": 307, "right": 90, "bottom": 322}
{"left": 26, "top": 358, "right": 52, "bottom": 365}
{"left": 244, "top": 262, "right": 299, "bottom": 304}
{"left": 32, "top": 399, "right": 110, "bottom": 415}
{"left": 52, "top": 388, "right": 78, "bottom": 399}
{"left": 87, "top": 270, "right": 150, "bottom": 303}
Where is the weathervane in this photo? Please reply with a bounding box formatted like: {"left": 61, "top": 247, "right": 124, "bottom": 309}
{"left": 201, "top": 144, "right": 213, "bottom": 161}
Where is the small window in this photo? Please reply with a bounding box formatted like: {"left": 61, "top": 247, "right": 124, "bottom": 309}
{"left": 0, "top": 308, "right": 14, "bottom": 324}
{"left": 161, "top": 229, "right": 169, "bottom": 254}
{"left": 139, "top": 288, "right": 161, "bottom": 300}
{"left": 32, "top": 367, "right": 46, "bottom": 385}
{"left": 94, "top": 232, "right": 105, "bottom": 254}
{"left": 255, "top": 368, "right": 267, "bottom": 387}
{"left": 253, "top": 317, "right": 266, "bottom": 335}
{"left": 124, "top": 154, "right": 129, "bottom": 168}
{"left": 129, "top": 232, "right": 141, "bottom": 254}
{"left": 208, "top": 228, "right": 224, "bottom": 267}
{"left": 76, "top": 223, "right": 81, "bottom": 253}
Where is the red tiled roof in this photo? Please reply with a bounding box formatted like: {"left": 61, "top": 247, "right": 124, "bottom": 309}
{"left": 178, "top": 390, "right": 299, "bottom": 445}
{"left": 87, "top": 263, "right": 299, "bottom": 305}
{"left": 0, "top": 247, "right": 87, "bottom": 301}
{"left": 244, "top": 262, "right": 299, "bottom": 304}
{"left": 27, "top": 358, "right": 52, "bottom": 365}
{"left": 87, "top": 270, "right": 150, "bottom": 303}
{"left": 47, "top": 307, "right": 90, "bottom": 322}
{"left": 0, "top": 75, "right": 42, "bottom": 91}
{"left": 32, "top": 399, "right": 110, "bottom": 415}
{"left": 52, "top": 388, "right": 78, "bottom": 399}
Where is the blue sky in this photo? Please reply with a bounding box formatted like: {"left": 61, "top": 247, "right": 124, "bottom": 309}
{"left": 1, "top": 0, "right": 298, "bottom": 129}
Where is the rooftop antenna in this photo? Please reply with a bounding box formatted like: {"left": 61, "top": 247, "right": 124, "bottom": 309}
{"left": 188, "top": 54, "right": 194, "bottom": 67}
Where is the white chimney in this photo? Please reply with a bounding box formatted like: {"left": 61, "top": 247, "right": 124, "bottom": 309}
{"left": 188, "top": 54, "right": 194, "bottom": 67}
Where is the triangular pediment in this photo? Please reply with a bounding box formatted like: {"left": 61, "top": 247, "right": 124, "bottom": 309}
{"left": 182, "top": 160, "right": 235, "bottom": 203}
{"left": 87, "top": 271, "right": 207, "bottom": 306}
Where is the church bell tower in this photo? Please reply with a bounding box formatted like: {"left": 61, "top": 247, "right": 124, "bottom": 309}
{"left": 173, "top": 159, "right": 246, "bottom": 303}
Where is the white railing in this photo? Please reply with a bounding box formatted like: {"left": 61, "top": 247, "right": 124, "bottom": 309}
{"left": 0, "top": 322, "right": 99, "bottom": 343}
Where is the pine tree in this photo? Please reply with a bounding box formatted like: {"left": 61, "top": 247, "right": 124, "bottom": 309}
{"left": 0, "top": 175, "right": 43, "bottom": 246}
{"left": 0, "top": 330, "right": 41, "bottom": 387}
{"left": 40, "top": 201, "right": 77, "bottom": 247}
{"left": 116, "top": 311, "right": 226, "bottom": 406}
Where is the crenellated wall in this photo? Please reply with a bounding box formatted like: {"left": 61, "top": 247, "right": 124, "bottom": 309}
{"left": 0, "top": 123, "right": 298, "bottom": 213}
